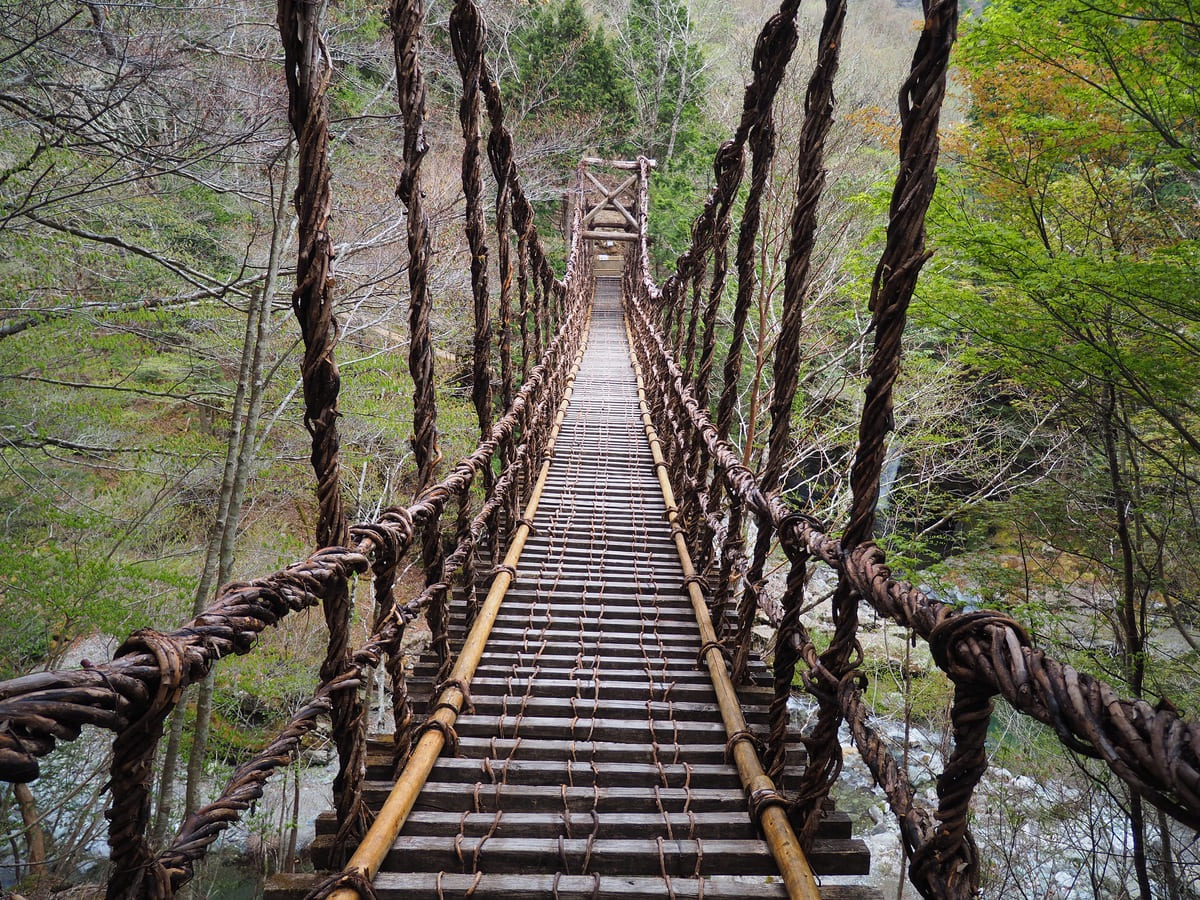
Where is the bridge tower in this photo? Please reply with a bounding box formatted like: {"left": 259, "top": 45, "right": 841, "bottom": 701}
{"left": 576, "top": 157, "right": 650, "bottom": 278}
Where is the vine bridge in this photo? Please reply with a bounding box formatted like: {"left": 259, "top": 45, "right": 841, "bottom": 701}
{"left": 2, "top": 0, "right": 1199, "bottom": 898}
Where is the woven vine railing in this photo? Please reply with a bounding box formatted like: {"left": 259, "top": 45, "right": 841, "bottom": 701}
{"left": 622, "top": 0, "right": 1200, "bottom": 897}
{"left": 0, "top": 0, "right": 590, "bottom": 895}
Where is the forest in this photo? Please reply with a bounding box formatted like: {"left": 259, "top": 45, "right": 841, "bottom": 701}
{"left": 0, "top": 0, "right": 1197, "bottom": 896}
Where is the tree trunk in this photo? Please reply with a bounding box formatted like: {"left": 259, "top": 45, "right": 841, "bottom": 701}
{"left": 154, "top": 310, "right": 250, "bottom": 837}
{"left": 152, "top": 696, "right": 187, "bottom": 844}
{"left": 183, "top": 671, "right": 217, "bottom": 819}
{"left": 1129, "top": 793, "right": 1153, "bottom": 900}
{"left": 148, "top": 154, "right": 293, "bottom": 840}
{"left": 179, "top": 293, "right": 257, "bottom": 817}
{"left": 1100, "top": 382, "right": 1144, "bottom": 696}
{"left": 13, "top": 782, "right": 45, "bottom": 878}
{"left": 1100, "top": 381, "right": 1151, "bottom": 899}
{"left": 285, "top": 762, "right": 301, "bottom": 873}
{"left": 742, "top": 238, "right": 773, "bottom": 466}
{"left": 664, "top": 27, "right": 691, "bottom": 164}
{"left": 1157, "top": 807, "right": 1181, "bottom": 900}
{"left": 185, "top": 155, "right": 289, "bottom": 819}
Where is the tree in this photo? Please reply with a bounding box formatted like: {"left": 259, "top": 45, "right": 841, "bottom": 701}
{"left": 0, "top": 1, "right": 426, "bottom": 877}
{"left": 976, "top": 0, "right": 1200, "bottom": 174}
{"left": 919, "top": 1, "right": 1200, "bottom": 892}
{"left": 612, "top": 0, "right": 713, "bottom": 165}
{"left": 0, "top": 1, "right": 280, "bottom": 313}
{"left": 504, "top": 0, "right": 632, "bottom": 142}
{"left": 153, "top": 147, "right": 293, "bottom": 841}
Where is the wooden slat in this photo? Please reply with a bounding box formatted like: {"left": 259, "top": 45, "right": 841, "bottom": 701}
{"left": 365, "top": 736, "right": 807, "bottom": 768}
{"left": 413, "top": 757, "right": 747, "bottom": 789}
{"left": 365, "top": 782, "right": 755, "bottom": 814}
{"left": 411, "top": 663, "right": 732, "bottom": 685}
{"left": 412, "top": 658, "right": 766, "bottom": 683}
{"left": 411, "top": 676, "right": 760, "bottom": 703}
{"left": 443, "top": 697, "right": 772, "bottom": 725}
{"left": 317, "top": 809, "right": 850, "bottom": 840}
{"left": 378, "top": 836, "right": 783, "bottom": 875}
{"left": 407, "top": 714, "right": 738, "bottom": 742}
{"left": 270, "top": 872, "right": 883, "bottom": 899}
{"left": 308, "top": 836, "right": 870, "bottom": 879}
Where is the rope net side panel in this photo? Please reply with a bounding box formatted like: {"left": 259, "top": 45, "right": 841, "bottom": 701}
{"left": 0, "top": 0, "right": 590, "bottom": 892}
{"left": 622, "top": 0, "right": 1200, "bottom": 898}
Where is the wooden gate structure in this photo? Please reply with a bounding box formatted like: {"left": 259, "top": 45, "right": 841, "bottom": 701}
{"left": 579, "top": 158, "right": 647, "bottom": 278}
{"left": 2, "top": 0, "right": 1200, "bottom": 897}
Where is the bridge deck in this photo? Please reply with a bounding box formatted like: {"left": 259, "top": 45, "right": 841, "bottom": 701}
{"left": 268, "top": 277, "right": 877, "bottom": 898}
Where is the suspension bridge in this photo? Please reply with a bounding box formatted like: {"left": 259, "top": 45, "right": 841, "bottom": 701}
{"left": 2, "top": 0, "right": 1199, "bottom": 898}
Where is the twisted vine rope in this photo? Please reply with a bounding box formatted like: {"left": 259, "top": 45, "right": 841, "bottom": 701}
{"left": 278, "top": 0, "right": 366, "bottom": 854}
{"left": 763, "top": 0, "right": 850, "bottom": 851}
{"left": 449, "top": 0, "right": 493, "bottom": 444}
{"left": 393, "top": 0, "right": 439, "bottom": 497}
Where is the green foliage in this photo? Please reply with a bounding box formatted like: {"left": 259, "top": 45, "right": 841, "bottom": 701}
{"left": 209, "top": 640, "right": 319, "bottom": 756}
{"left": 0, "top": 172, "right": 248, "bottom": 312}
{"left": 925, "top": 217, "right": 1200, "bottom": 429}
{"left": 508, "top": 0, "right": 633, "bottom": 132}
{"left": 612, "top": 0, "right": 720, "bottom": 261}
{"left": 327, "top": 0, "right": 387, "bottom": 44}
{"left": 0, "top": 508, "right": 192, "bottom": 678}
{"left": 644, "top": 150, "right": 720, "bottom": 265}
{"left": 864, "top": 652, "right": 954, "bottom": 729}
{"left": 918, "top": 0, "right": 1200, "bottom": 716}
{"left": 962, "top": 0, "right": 1200, "bottom": 173}
{"left": 619, "top": 0, "right": 711, "bottom": 163}
{"left": 0, "top": 303, "right": 259, "bottom": 675}
{"left": 329, "top": 45, "right": 396, "bottom": 120}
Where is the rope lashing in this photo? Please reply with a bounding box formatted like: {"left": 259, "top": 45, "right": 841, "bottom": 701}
{"left": 432, "top": 677, "right": 476, "bottom": 715}
{"left": 747, "top": 784, "right": 790, "bottom": 820}
{"left": 303, "top": 868, "right": 380, "bottom": 900}
{"left": 418, "top": 717, "right": 462, "bottom": 758}
{"left": 511, "top": 516, "right": 538, "bottom": 536}
{"left": 725, "top": 728, "right": 765, "bottom": 763}
{"left": 696, "top": 639, "right": 731, "bottom": 667}
{"left": 776, "top": 512, "right": 827, "bottom": 558}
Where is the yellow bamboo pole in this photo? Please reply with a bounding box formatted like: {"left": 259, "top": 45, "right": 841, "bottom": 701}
{"left": 328, "top": 314, "right": 592, "bottom": 900}
{"left": 625, "top": 317, "right": 823, "bottom": 900}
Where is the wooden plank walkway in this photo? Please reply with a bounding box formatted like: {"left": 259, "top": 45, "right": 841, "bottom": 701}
{"left": 268, "top": 276, "right": 878, "bottom": 898}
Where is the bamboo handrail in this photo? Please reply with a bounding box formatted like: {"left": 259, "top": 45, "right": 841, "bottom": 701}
{"left": 327, "top": 312, "right": 593, "bottom": 899}
{"left": 626, "top": 315, "right": 822, "bottom": 900}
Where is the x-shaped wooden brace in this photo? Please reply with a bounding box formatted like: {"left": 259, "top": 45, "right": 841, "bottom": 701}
{"left": 581, "top": 169, "right": 639, "bottom": 232}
